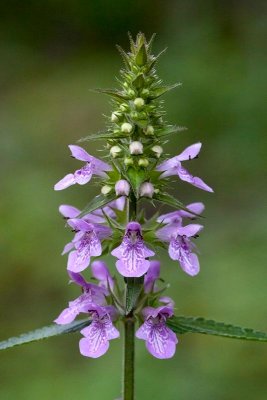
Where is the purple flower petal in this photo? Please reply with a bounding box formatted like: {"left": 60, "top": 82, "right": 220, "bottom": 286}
{"left": 69, "top": 145, "right": 92, "bottom": 162}
{"left": 136, "top": 306, "right": 178, "bottom": 359}
{"left": 79, "top": 306, "right": 119, "bottom": 358}
{"left": 91, "top": 261, "right": 114, "bottom": 290}
{"left": 74, "top": 164, "right": 93, "bottom": 185}
{"left": 178, "top": 202, "right": 205, "bottom": 218}
{"left": 62, "top": 241, "right": 75, "bottom": 255}
{"left": 177, "top": 224, "right": 203, "bottom": 237}
{"left": 59, "top": 204, "right": 81, "bottom": 218}
{"left": 176, "top": 142, "right": 202, "bottom": 161}
{"left": 54, "top": 174, "right": 75, "bottom": 191}
{"left": 144, "top": 261, "right": 160, "bottom": 293}
{"left": 111, "top": 222, "right": 154, "bottom": 277}
{"left": 67, "top": 218, "right": 93, "bottom": 232}
{"left": 168, "top": 237, "right": 200, "bottom": 276}
{"left": 177, "top": 164, "right": 213, "bottom": 192}
{"left": 67, "top": 250, "right": 91, "bottom": 273}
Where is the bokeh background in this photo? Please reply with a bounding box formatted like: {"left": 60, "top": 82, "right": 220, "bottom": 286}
{"left": 0, "top": 1, "right": 267, "bottom": 399}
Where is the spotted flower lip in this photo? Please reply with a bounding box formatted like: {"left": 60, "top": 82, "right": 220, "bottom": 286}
{"left": 65, "top": 219, "right": 111, "bottom": 273}
{"left": 136, "top": 304, "right": 178, "bottom": 359}
{"left": 157, "top": 143, "right": 213, "bottom": 193}
{"left": 156, "top": 224, "right": 203, "bottom": 276}
{"left": 111, "top": 222, "right": 155, "bottom": 277}
{"left": 79, "top": 304, "right": 120, "bottom": 358}
{"left": 54, "top": 145, "right": 112, "bottom": 191}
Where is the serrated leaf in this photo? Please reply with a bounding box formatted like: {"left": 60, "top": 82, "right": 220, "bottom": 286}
{"left": 154, "top": 192, "right": 202, "bottom": 217}
{"left": 132, "top": 74, "right": 145, "bottom": 89}
{"left": 125, "top": 278, "right": 143, "bottom": 315}
{"left": 78, "top": 131, "right": 120, "bottom": 142}
{"left": 94, "top": 88, "right": 128, "bottom": 101}
{"left": 167, "top": 316, "right": 267, "bottom": 341}
{"left": 136, "top": 44, "right": 147, "bottom": 67}
{"left": 0, "top": 319, "right": 89, "bottom": 351}
{"left": 78, "top": 193, "right": 117, "bottom": 218}
{"left": 149, "top": 83, "right": 182, "bottom": 99}
{"left": 157, "top": 125, "right": 187, "bottom": 137}
{"left": 116, "top": 45, "right": 131, "bottom": 70}
{"left": 127, "top": 167, "right": 147, "bottom": 197}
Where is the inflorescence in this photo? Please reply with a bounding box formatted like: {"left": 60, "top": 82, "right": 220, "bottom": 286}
{"left": 54, "top": 33, "right": 213, "bottom": 359}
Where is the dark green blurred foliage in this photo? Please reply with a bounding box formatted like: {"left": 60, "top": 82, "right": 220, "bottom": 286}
{"left": 0, "top": 1, "right": 266, "bottom": 399}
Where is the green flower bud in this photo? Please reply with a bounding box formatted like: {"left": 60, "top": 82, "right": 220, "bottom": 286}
{"left": 141, "top": 88, "right": 149, "bottom": 98}
{"left": 138, "top": 158, "right": 149, "bottom": 167}
{"left": 124, "top": 157, "right": 134, "bottom": 166}
{"left": 134, "top": 97, "right": 145, "bottom": 109}
{"left": 111, "top": 112, "right": 122, "bottom": 123}
{"left": 127, "top": 89, "right": 135, "bottom": 98}
{"left": 101, "top": 185, "right": 112, "bottom": 195}
{"left": 120, "top": 103, "right": 129, "bottom": 112}
{"left": 145, "top": 125, "right": 154, "bottom": 136}
{"left": 110, "top": 145, "right": 122, "bottom": 158}
{"left": 121, "top": 122, "right": 133, "bottom": 134}
{"left": 152, "top": 145, "right": 163, "bottom": 158}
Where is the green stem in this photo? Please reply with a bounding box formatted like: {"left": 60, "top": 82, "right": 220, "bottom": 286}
{"left": 122, "top": 192, "right": 137, "bottom": 399}
{"left": 123, "top": 314, "right": 135, "bottom": 400}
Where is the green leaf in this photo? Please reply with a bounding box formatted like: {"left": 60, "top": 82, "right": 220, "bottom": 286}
{"left": 0, "top": 319, "right": 89, "bottom": 351}
{"left": 157, "top": 125, "right": 187, "bottom": 137}
{"left": 78, "top": 131, "right": 121, "bottom": 142}
{"left": 132, "top": 74, "right": 145, "bottom": 89}
{"left": 116, "top": 44, "right": 131, "bottom": 70}
{"left": 167, "top": 316, "right": 267, "bottom": 341}
{"left": 154, "top": 192, "right": 202, "bottom": 217}
{"left": 94, "top": 88, "right": 128, "bottom": 101}
{"left": 127, "top": 167, "right": 147, "bottom": 197}
{"left": 149, "top": 83, "right": 182, "bottom": 99}
{"left": 125, "top": 278, "right": 143, "bottom": 315}
{"left": 78, "top": 193, "right": 117, "bottom": 218}
{"left": 135, "top": 44, "right": 147, "bottom": 67}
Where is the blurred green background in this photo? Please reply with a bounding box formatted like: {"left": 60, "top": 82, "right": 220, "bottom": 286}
{"left": 0, "top": 1, "right": 267, "bottom": 399}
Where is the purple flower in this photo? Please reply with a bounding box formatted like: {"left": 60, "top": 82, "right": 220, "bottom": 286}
{"left": 157, "top": 202, "right": 205, "bottom": 226}
{"left": 156, "top": 224, "right": 203, "bottom": 276}
{"left": 111, "top": 222, "right": 155, "bottom": 277}
{"left": 54, "top": 274, "right": 106, "bottom": 325}
{"left": 59, "top": 204, "right": 106, "bottom": 224}
{"left": 54, "top": 145, "right": 112, "bottom": 190}
{"left": 136, "top": 305, "right": 178, "bottom": 359}
{"left": 66, "top": 219, "right": 111, "bottom": 273}
{"left": 91, "top": 260, "right": 115, "bottom": 291}
{"left": 144, "top": 260, "right": 160, "bottom": 293}
{"left": 157, "top": 143, "right": 213, "bottom": 192}
{"left": 79, "top": 305, "right": 120, "bottom": 358}
{"left": 115, "top": 180, "right": 130, "bottom": 196}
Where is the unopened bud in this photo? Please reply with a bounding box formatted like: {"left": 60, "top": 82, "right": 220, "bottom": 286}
{"left": 152, "top": 145, "right": 163, "bottom": 158}
{"left": 138, "top": 158, "right": 149, "bottom": 167}
{"left": 129, "top": 141, "right": 143, "bottom": 155}
{"left": 145, "top": 125, "right": 154, "bottom": 136}
{"left": 110, "top": 145, "right": 122, "bottom": 158}
{"left": 128, "top": 89, "right": 135, "bottom": 98}
{"left": 120, "top": 103, "right": 129, "bottom": 112}
{"left": 101, "top": 185, "right": 112, "bottom": 195}
{"left": 115, "top": 179, "right": 130, "bottom": 196}
{"left": 134, "top": 97, "right": 145, "bottom": 109}
{"left": 111, "top": 112, "right": 121, "bottom": 123}
{"left": 141, "top": 88, "right": 149, "bottom": 98}
{"left": 139, "top": 182, "right": 154, "bottom": 198}
{"left": 121, "top": 122, "right": 133, "bottom": 134}
{"left": 124, "top": 157, "right": 134, "bottom": 166}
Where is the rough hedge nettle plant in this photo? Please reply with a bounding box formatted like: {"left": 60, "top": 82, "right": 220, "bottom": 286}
{"left": 1, "top": 33, "right": 266, "bottom": 400}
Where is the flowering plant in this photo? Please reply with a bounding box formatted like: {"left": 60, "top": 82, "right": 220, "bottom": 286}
{"left": 1, "top": 33, "right": 266, "bottom": 400}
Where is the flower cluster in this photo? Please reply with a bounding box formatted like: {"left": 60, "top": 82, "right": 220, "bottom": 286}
{"left": 54, "top": 33, "right": 213, "bottom": 359}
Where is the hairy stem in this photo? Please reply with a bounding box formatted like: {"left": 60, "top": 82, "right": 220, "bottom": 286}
{"left": 122, "top": 193, "right": 137, "bottom": 399}
{"left": 123, "top": 313, "right": 135, "bottom": 400}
